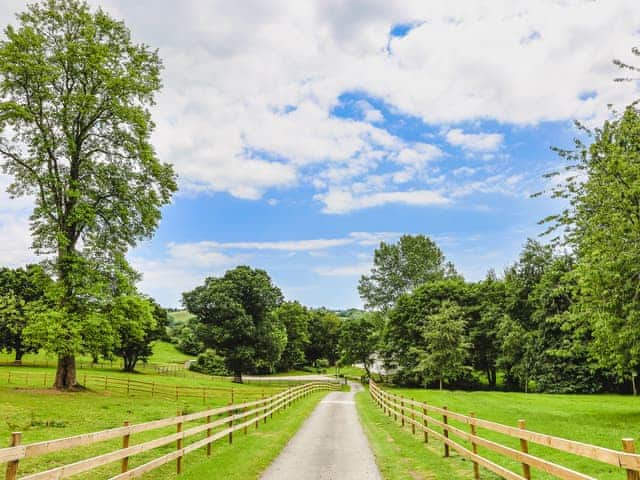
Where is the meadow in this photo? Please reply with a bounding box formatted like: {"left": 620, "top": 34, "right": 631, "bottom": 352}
{"left": 357, "top": 387, "right": 640, "bottom": 480}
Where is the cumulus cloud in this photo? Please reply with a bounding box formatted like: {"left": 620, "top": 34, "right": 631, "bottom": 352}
{"left": 445, "top": 129, "right": 504, "bottom": 152}
{"left": 317, "top": 189, "right": 450, "bottom": 214}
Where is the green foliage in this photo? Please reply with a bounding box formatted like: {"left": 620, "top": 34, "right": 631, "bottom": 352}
{"left": 183, "top": 266, "right": 286, "bottom": 381}
{"left": 190, "top": 349, "right": 229, "bottom": 376}
{"left": 0, "top": 0, "right": 176, "bottom": 388}
{"left": 339, "top": 315, "right": 378, "bottom": 377}
{"left": 0, "top": 264, "right": 53, "bottom": 361}
{"left": 413, "top": 301, "right": 470, "bottom": 390}
{"left": 358, "top": 234, "right": 456, "bottom": 311}
{"left": 305, "top": 309, "right": 341, "bottom": 365}
{"left": 542, "top": 105, "right": 640, "bottom": 391}
{"left": 172, "top": 318, "right": 205, "bottom": 356}
{"left": 272, "top": 301, "right": 310, "bottom": 371}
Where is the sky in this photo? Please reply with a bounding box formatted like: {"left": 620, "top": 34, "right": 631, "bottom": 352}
{"left": 1, "top": 0, "right": 640, "bottom": 309}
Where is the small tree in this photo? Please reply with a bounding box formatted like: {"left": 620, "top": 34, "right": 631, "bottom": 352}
{"left": 183, "top": 266, "right": 286, "bottom": 383}
{"left": 0, "top": 265, "right": 52, "bottom": 362}
{"left": 338, "top": 316, "right": 378, "bottom": 378}
{"left": 273, "top": 301, "right": 310, "bottom": 371}
{"left": 306, "top": 309, "right": 341, "bottom": 365}
{"left": 0, "top": 0, "right": 176, "bottom": 389}
{"left": 415, "top": 301, "right": 469, "bottom": 390}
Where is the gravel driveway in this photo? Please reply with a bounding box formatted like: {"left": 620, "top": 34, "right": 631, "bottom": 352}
{"left": 259, "top": 382, "right": 381, "bottom": 480}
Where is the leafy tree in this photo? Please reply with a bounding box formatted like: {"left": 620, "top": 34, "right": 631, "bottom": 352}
{"left": 413, "top": 301, "right": 470, "bottom": 390}
{"left": 190, "top": 349, "right": 228, "bottom": 376}
{"left": 273, "top": 301, "right": 310, "bottom": 371}
{"left": 542, "top": 106, "right": 640, "bottom": 393}
{"left": 183, "top": 266, "right": 286, "bottom": 382}
{"left": 306, "top": 309, "right": 341, "bottom": 365}
{"left": 358, "top": 234, "right": 456, "bottom": 311}
{"left": 112, "top": 295, "right": 166, "bottom": 372}
{"left": 0, "top": 0, "right": 176, "bottom": 388}
{"left": 384, "top": 278, "right": 473, "bottom": 385}
{"left": 172, "top": 318, "right": 204, "bottom": 356}
{"left": 0, "top": 265, "right": 52, "bottom": 362}
{"left": 338, "top": 315, "right": 378, "bottom": 378}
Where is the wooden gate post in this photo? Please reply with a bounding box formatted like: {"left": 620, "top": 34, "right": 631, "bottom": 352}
{"left": 443, "top": 407, "right": 450, "bottom": 457}
{"left": 176, "top": 410, "right": 183, "bottom": 474}
{"left": 518, "top": 419, "right": 531, "bottom": 480}
{"left": 5, "top": 432, "right": 21, "bottom": 480}
{"left": 622, "top": 439, "right": 640, "bottom": 480}
{"left": 121, "top": 421, "right": 130, "bottom": 473}
{"left": 206, "top": 411, "right": 212, "bottom": 457}
{"left": 411, "top": 399, "right": 416, "bottom": 435}
{"left": 470, "top": 413, "right": 479, "bottom": 480}
{"left": 228, "top": 404, "right": 234, "bottom": 444}
{"left": 423, "top": 406, "right": 429, "bottom": 443}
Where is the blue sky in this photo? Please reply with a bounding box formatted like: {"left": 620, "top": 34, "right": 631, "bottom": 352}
{"left": 1, "top": 1, "right": 640, "bottom": 308}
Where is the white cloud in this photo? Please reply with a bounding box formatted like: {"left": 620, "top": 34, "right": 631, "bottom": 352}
{"left": 317, "top": 189, "right": 450, "bottom": 214}
{"left": 315, "top": 263, "right": 371, "bottom": 277}
{"left": 445, "top": 129, "right": 504, "bottom": 152}
{"left": 356, "top": 100, "right": 384, "bottom": 122}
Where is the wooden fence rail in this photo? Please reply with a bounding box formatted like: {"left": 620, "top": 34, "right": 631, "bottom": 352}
{"left": 0, "top": 371, "right": 282, "bottom": 404}
{"left": 0, "top": 360, "right": 194, "bottom": 377}
{"left": 369, "top": 380, "right": 640, "bottom": 480}
{"left": 0, "top": 381, "right": 338, "bottom": 480}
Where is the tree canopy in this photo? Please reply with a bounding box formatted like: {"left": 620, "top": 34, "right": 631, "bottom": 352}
{"left": 0, "top": 0, "right": 176, "bottom": 388}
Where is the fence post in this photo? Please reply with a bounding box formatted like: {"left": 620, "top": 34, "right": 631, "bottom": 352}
{"left": 206, "top": 409, "right": 212, "bottom": 457}
{"left": 121, "top": 421, "right": 130, "bottom": 473}
{"left": 5, "top": 432, "right": 21, "bottom": 480}
{"left": 228, "top": 403, "right": 233, "bottom": 444}
{"left": 104, "top": 376, "right": 108, "bottom": 391}
{"left": 243, "top": 406, "right": 248, "bottom": 435}
{"left": 423, "top": 405, "right": 428, "bottom": 443}
{"left": 43, "top": 373, "right": 47, "bottom": 387}
{"left": 127, "top": 378, "right": 130, "bottom": 396}
{"left": 176, "top": 410, "right": 183, "bottom": 474}
{"left": 443, "top": 407, "right": 450, "bottom": 457}
{"left": 83, "top": 374, "right": 87, "bottom": 386}
{"left": 622, "top": 439, "right": 640, "bottom": 480}
{"left": 411, "top": 398, "right": 416, "bottom": 434}
{"left": 470, "top": 413, "right": 479, "bottom": 480}
{"left": 175, "top": 386, "right": 179, "bottom": 401}
{"left": 152, "top": 382, "right": 155, "bottom": 397}
{"left": 518, "top": 419, "right": 531, "bottom": 480}
{"left": 401, "top": 399, "right": 405, "bottom": 427}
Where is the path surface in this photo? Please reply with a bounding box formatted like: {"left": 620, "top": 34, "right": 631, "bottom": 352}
{"left": 260, "top": 382, "right": 381, "bottom": 480}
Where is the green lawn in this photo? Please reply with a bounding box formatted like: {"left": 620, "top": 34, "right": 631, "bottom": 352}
{"left": 0, "top": 385, "right": 326, "bottom": 479}
{"left": 358, "top": 386, "right": 640, "bottom": 480}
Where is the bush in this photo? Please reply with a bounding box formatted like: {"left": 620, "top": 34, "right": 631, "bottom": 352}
{"left": 189, "top": 349, "right": 229, "bottom": 376}
{"left": 313, "top": 358, "right": 330, "bottom": 373}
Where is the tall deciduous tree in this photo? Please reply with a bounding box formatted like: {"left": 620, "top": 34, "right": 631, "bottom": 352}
{"left": 358, "top": 234, "right": 455, "bottom": 311}
{"left": 338, "top": 315, "right": 378, "bottom": 378}
{"left": 183, "top": 266, "right": 286, "bottom": 383}
{"left": 542, "top": 106, "right": 640, "bottom": 393}
{"left": 0, "top": 0, "right": 176, "bottom": 388}
{"left": 273, "top": 301, "right": 310, "bottom": 372}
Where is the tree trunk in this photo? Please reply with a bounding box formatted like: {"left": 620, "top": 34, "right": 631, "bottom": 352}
{"left": 439, "top": 378, "right": 443, "bottom": 391}
{"left": 14, "top": 348, "right": 23, "bottom": 364}
{"left": 55, "top": 355, "right": 77, "bottom": 390}
{"left": 233, "top": 371, "right": 243, "bottom": 383}
{"left": 632, "top": 373, "right": 638, "bottom": 396}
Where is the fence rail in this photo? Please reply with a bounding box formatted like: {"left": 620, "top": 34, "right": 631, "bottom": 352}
{"left": 0, "top": 371, "right": 281, "bottom": 404}
{"left": 0, "top": 360, "right": 192, "bottom": 376}
{"left": 0, "top": 381, "right": 338, "bottom": 479}
{"left": 369, "top": 380, "right": 640, "bottom": 480}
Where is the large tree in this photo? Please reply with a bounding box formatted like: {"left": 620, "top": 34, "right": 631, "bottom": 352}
{"left": 273, "top": 301, "right": 310, "bottom": 372}
{"left": 0, "top": 0, "right": 176, "bottom": 388}
{"left": 358, "top": 234, "right": 456, "bottom": 311}
{"left": 183, "top": 266, "right": 286, "bottom": 383}
{"left": 543, "top": 105, "right": 640, "bottom": 392}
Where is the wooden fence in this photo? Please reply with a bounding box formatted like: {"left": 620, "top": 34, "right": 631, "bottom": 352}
{"left": 0, "top": 360, "right": 189, "bottom": 376}
{"left": 0, "top": 371, "right": 278, "bottom": 404}
{"left": 369, "top": 380, "right": 640, "bottom": 480}
{"left": 0, "top": 381, "right": 338, "bottom": 480}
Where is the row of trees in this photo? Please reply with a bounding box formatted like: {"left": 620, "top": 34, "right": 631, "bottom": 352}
{"left": 174, "top": 265, "right": 369, "bottom": 382}
{"left": 0, "top": 264, "right": 169, "bottom": 372}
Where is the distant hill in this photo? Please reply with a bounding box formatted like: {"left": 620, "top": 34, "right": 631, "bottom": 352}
{"left": 168, "top": 310, "right": 195, "bottom": 325}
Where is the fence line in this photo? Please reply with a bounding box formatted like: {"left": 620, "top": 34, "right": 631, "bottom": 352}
{"left": 369, "top": 380, "right": 640, "bottom": 480}
{"left": 0, "top": 370, "right": 282, "bottom": 404}
{"left": 0, "top": 381, "right": 338, "bottom": 479}
{"left": 0, "top": 360, "right": 194, "bottom": 377}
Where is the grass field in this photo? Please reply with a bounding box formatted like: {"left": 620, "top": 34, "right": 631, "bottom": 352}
{"left": 0, "top": 386, "right": 327, "bottom": 479}
{"left": 357, "top": 387, "right": 640, "bottom": 480}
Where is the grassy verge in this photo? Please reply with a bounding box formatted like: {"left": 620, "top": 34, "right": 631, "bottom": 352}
{"left": 358, "top": 386, "right": 640, "bottom": 480}
{"left": 1, "top": 387, "right": 326, "bottom": 479}
{"left": 356, "top": 390, "right": 470, "bottom": 480}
